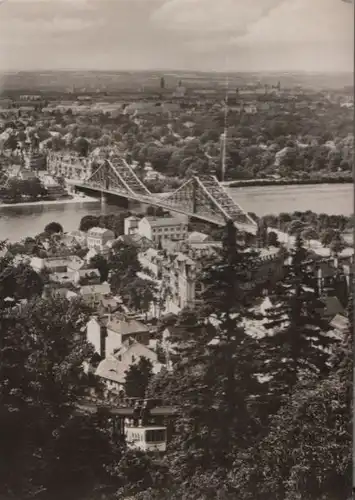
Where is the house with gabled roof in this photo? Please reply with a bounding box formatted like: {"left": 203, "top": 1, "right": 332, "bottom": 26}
{"left": 95, "top": 338, "right": 163, "bottom": 393}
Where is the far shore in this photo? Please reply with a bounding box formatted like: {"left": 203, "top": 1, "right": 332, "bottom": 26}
{"left": 0, "top": 195, "right": 100, "bottom": 209}
{"left": 223, "top": 177, "right": 353, "bottom": 188}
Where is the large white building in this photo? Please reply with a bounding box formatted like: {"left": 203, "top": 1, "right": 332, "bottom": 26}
{"left": 138, "top": 247, "right": 201, "bottom": 314}
{"left": 124, "top": 215, "right": 188, "bottom": 245}
{"left": 87, "top": 227, "right": 115, "bottom": 251}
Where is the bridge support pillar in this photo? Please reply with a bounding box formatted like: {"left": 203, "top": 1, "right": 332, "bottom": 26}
{"left": 192, "top": 178, "right": 197, "bottom": 214}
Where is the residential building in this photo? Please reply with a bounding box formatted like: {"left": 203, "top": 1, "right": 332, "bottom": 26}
{"left": 163, "top": 252, "right": 200, "bottom": 313}
{"left": 42, "top": 286, "right": 78, "bottom": 301}
{"left": 80, "top": 283, "right": 111, "bottom": 306}
{"left": 64, "top": 230, "right": 87, "bottom": 248}
{"left": 47, "top": 152, "right": 92, "bottom": 180}
{"left": 105, "top": 315, "right": 151, "bottom": 356}
{"left": 124, "top": 216, "right": 140, "bottom": 235}
{"left": 138, "top": 248, "right": 164, "bottom": 279}
{"left": 252, "top": 247, "right": 286, "bottom": 287}
{"left": 95, "top": 339, "right": 162, "bottom": 393}
{"left": 30, "top": 256, "right": 72, "bottom": 273}
{"left": 73, "top": 268, "right": 100, "bottom": 285}
{"left": 136, "top": 216, "right": 188, "bottom": 244}
{"left": 186, "top": 231, "right": 211, "bottom": 245}
{"left": 41, "top": 175, "right": 67, "bottom": 198}
{"left": 87, "top": 227, "right": 115, "bottom": 251}
{"left": 86, "top": 316, "right": 109, "bottom": 357}
{"left": 30, "top": 255, "right": 85, "bottom": 277}
{"left": 117, "top": 233, "right": 154, "bottom": 251}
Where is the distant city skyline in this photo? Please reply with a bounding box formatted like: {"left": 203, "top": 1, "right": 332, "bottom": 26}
{"left": 0, "top": 0, "right": 353, "bottom": 73}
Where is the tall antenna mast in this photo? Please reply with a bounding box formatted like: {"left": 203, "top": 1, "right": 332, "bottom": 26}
{"left": 221, "top": 56, "right": 229, "bottom": 182}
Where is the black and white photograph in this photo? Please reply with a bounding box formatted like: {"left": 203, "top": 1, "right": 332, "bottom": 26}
{"left": 0, "top": 0, "right": 353, "bottom": 499}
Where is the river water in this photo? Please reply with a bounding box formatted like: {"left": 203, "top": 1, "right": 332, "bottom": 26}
{"left": 0, "top": 184, "right": 352, "bottom": 243}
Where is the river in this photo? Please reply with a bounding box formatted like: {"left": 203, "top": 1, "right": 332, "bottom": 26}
{"left": 0, "top": 183, "right": 352, "bottom": 243}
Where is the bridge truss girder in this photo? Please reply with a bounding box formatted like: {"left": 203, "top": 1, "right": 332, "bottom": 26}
{"left": 162, "top": 176, "right": 256, "bottom": 228}
{"left": 73, "top": 155, "right": 256, "bottom": 231}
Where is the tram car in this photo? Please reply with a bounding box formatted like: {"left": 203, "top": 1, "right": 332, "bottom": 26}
{"left": 124, "top": 421, "right": 167, "bottom": 452}
{"left": 76, "top": 397, "right": 176, "bottom": 453}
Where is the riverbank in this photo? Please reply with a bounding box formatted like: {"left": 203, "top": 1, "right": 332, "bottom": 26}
{"left": 0, "top": 194, "right": 99, "bottom": 208}
{"left": 224, "top": 177, "right": 353, "bottom": 188}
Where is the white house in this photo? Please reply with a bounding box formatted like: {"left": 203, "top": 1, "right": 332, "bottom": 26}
{"left": 137, "top": 216, "right": 188, "bottom": 244}
{"left": 87, "top": 227, "right": 115, "bottom": 251}
{"left": 86, "top": 316, "right": 108, "bottom": 357}
{"left": 138, "top": 248, "right": 163, "bottom": 278}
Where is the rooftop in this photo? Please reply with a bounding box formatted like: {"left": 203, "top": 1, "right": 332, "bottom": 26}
{"left": 107, "top": 316, "right": 149, "bottom": 336}
{"left": 146, "top": 216, "right": 186, "bottom": 228}
{"left": 87, "top": 227, "right": 115, "bottom": 236}
{"left": 80, "top": 283, "right": 111, "bottom": 295}
{"left": 187, "top": 231, "right": 210, "bottom": 243}
{"left": 319, "top": 296, "right": 345, "bottom": 318}
{"left": 95, "top": 358, "right": 127, "bottom": 384}
{"left": 329, "top": 314, "right": 349, "bottom": 332}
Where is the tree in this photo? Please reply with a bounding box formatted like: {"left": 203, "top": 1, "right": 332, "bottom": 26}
{"left": 90, "top": 254, "right": 109, "bottom": 282}
{"left": 44, "top": 222, "right": 64, "bottom": 235}
{"left": 301, "top": 226, "right": 318, "bottom": 242}
{"left": 258, "top": 235, "right": 337, "bottom": 406}
{"left": 287, "top": 219, "right": 307, "bottom": 236}
{"left": 256, "top": 219, "right": 268, "bottom": 247}
{"left": 330, "top": 231, "right": 346, "bottom": 256}
{"left": 146, "top": 205, "right": 156, "bottom": 216}
{"left": 98, "top": 212, "right": 131, "bottom": 237}
{"left": 320, "top": 228, "right": 338, "bottom": 246}
{"left": 124, "top": 357, "right": 154, "bottom": 398}
{"left": 108, "top": 241, "right": 142, "bottom": 295}
{"left": 0, "top": 295, "right": 97, "bottom": 499}
{"left": 79, "top": 215, "right": 100, "bottom": 232}
{"left": 42, "top": 414, "right": 121, "bottom": 500}
{"left": 162, "top": 222, "right": 266, "bottom": 484}
{"left": 0, "top": 262, "right": 44, "bottom": 304}
{"left": 122, "top": 276, "right": 158, "bottom": 316}
{"left": 74, "top": 137, "right": 90, "bottom": 157}
{"left": 233, "top": 329, "right": 352, "bottom": 500}
{"left": 110, "top": 449, "right": 170, "bottom": 499}
{"left": 266, "top": 230, "right": 279, "bottom": 247}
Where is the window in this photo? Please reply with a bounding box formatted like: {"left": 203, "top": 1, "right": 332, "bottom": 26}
{"left": 145, "top": 429, "right": 166, "bottom": 443}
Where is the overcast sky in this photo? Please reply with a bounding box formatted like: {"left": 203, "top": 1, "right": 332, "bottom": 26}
{"left": 0, "top": 0, "right": 353, "bottom": 72}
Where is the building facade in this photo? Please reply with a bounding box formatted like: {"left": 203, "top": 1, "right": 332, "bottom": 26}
{"left": 87, "top": 227, "right": 115, "bottom": 251}
{"left": 135, "top": 216, "right": 188, "bottom": 244}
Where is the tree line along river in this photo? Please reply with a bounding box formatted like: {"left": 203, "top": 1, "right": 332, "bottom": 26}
{"left": 0, "top": 183, "right": 352, "bottom": 243}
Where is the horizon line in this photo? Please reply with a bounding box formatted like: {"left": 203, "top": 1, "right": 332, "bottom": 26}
{"left": 0, "top": 68, "right": 353, "bottom": 76}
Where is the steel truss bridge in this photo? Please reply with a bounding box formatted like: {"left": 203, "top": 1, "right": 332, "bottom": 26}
{"left": 49, "top": 153, "right": 257, "bottom": 232}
